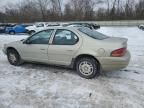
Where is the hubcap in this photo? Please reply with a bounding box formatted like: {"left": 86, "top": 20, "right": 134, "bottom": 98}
{"left": 79, "top": 61, "right": 94, "bottom": 76}
{"left": 9, "top": 53, "right": 17, "bottom": 63}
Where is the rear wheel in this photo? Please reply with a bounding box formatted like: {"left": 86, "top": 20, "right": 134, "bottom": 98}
{"left": 9, "top": 31, "right": 15, "bottom": 35}
{"left": 76, "top": 57, "right": 100, "bottom": 79}
{"left": 7, "top": 49, "right": 23, "bottom": 66}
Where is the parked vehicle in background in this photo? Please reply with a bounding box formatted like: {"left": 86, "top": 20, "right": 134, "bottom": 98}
{"left": 0, "top": 24, "right": 15, "bottom": 33}
{"left": 91, "top": 23, "right": 101, "bottom": 29}
{"left": 0, "top": 25, "right": 6, "bottom": 33}
{"left": 63, "top": 23, "right": 100, "bottom": 30}
{"left": 5, "top": 24, "right": 28, "bottom": 35}
{"left": 138, "top": 24, "right": 144, "bottom": 30}
{"left": 3, "top": 27, "right": 131, "bottom": 79}
{"left": 26, "top": 22, "right": 47, "bottom": 35}
{"left": 26, "top": 22, "right": 61, "bottom": 35}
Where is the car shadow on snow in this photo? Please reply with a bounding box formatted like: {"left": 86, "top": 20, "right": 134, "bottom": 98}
{"left": 19, "top": 62, "right": 101, "bottom": 79}
{"left": 21, "top": 62, "right": 76, "bottom": 75}
{"left": 6, "top": 60, "right": 143, "bottom": 80}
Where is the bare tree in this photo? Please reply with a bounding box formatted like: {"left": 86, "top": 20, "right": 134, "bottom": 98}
{"left": 68, "top": 0, "right": 97, "bottom": 20}
{"left": 135, "top": 0, "right": 144, "bottom": 19}
{"left": 36, "top": 0, "right": 50, "bottom": 21}
{"left": 1, "top": 0, "right": 144, "bottom": 22}
{"left": 110, "top": 0, "right": 117, "bottom": 19}
{"left": 64, "top": 3, "right": 73, "bottom": 21}
{"left": 83, "top": 0, "right": 96, "bottom": 20}
{"left": 0, "top": 12, "right": 5, "bottom": 22}
{"left": 106, "top": 0, "right": 110, "bottom": 14}
{"left": 124, "top": 0, "right": 135, "bottom": 19}
{"left": 70, "top": 0, "right": 84, "bottom": 20}
{"left": 57, "top": 0, "right": 63, "bottom": 18}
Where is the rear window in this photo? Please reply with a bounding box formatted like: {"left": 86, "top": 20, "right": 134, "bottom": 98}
{"left": 78, "top": 27, "right": 109, "bottom": 40}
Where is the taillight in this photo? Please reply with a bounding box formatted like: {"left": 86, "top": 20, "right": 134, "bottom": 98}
{"left": 111, "top": 48, "right": 126, "bottom": 57}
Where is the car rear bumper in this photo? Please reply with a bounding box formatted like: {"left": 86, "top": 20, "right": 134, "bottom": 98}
{"left": 98, "top": 51, "right": 131, "bottom": 71}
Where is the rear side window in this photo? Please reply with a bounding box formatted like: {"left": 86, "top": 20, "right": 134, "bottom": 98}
{"left": 53, "top": 29, "right": 79, "bottom": 45}
{"left": 78, "top": 27, "right": 109, "bottom": 40}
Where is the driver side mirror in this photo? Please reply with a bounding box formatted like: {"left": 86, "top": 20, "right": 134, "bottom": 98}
{"left": 23, "top": 39, "right": 32, "bottom": 44}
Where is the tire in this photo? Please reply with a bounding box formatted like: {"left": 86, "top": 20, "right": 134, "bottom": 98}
{"left": 76, "top": 57, "right": 100, "bottom": 79}
{"left": 141, "top": 27, "right": 144, "bottom": 30}
{"left": 9, "top": 31, "right": 15, "bottom": 35}
{"left": 7, "top": 49, "right": 23, "bottom": 66}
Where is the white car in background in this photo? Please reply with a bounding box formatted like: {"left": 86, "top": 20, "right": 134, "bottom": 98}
{"left": 3, "top": 27, "right": 131, "bottom": 79}
{"left": 63, "top": 23, "right": 100, "bottom": 30}
{"left": 26, "top": 22, "right": 61, "bottom": 35}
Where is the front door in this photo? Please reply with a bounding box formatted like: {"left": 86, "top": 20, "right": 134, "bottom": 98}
{"left": 20, "top": 29, "right": 54, "bottom": 63}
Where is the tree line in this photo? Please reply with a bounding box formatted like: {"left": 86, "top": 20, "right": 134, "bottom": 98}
{"left": 0, "top": 0, "right": 144, "bottom": 23}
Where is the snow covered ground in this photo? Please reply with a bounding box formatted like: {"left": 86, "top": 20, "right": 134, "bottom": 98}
{"left": 0, "top": 27, "right": 144, "bottom": 108}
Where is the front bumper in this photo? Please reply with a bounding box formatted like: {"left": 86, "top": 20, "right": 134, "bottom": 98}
{"left": 98, "top": 51, "right": 131, "bottom": 71}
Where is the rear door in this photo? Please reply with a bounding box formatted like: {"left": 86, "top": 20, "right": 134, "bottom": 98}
{"left": 48, "top": 29, "right": 82, "bottom": 66}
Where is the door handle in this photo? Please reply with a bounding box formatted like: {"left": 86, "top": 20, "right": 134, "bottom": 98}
{"left": 67, "top": 50, "right": 73, "bottom": 52}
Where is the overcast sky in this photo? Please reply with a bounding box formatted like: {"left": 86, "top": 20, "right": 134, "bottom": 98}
{"left": 0, "top": 0, "right": 19, "bottom": 6}
{"left": 0, "top": 0, "right": 20, "bottom": 10}
{"left": 0, "top": 0, "right": 67, "bottom": 12}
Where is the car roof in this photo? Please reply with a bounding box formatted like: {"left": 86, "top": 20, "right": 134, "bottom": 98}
{"left": 42, "top": 27, "right": 80, "bottom": 31}
{"left": 65, "top": 23, "right": 90, "bottom": 25}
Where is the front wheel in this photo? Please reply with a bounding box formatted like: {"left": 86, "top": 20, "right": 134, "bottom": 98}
{"left": 76, "top": 57, "right": 100, "bottom": 79}
{"left": 7, "top": 49, "right": 23, "bottom": 66}
{"left": 9, "top": 31, "right": 15, "bottom": 35}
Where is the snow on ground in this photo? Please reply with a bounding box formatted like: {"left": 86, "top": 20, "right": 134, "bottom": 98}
{"left": 0, "top": 34, "right": 28, "bottom": 49}
{"left": 0, "top": 27, "right": 144, "bottom": 108}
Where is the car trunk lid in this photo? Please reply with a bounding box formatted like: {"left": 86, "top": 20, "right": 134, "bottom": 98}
{"left": 102, "top": 37, "right": 128, "bottom": 57}
{"left": 104, "top": 37, "right": 128, "bottom": 48}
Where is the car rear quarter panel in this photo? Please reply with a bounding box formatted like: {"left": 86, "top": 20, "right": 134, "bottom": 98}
{"left": 73, "top": 32, "right": 130, "bottom": 71}
{"left": 76, "top": 32, "right": 128, "bottom": 57}
{"left": 74, "top": 33, "right": 109, "bottom": 58}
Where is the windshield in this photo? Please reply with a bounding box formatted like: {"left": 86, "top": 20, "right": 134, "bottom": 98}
{"left": 78, "top": 27, "right": 109, "bottom": 40}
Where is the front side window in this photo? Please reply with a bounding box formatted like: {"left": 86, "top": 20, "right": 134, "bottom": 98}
{"left": 27, "top": 29, "right": 53, "bottom": 44}
{"left": 53, "top": 29, "right": 79, "bottom": 45}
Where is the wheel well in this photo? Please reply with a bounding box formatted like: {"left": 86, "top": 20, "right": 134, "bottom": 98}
{"left": 7, "top": 47, "right": 18, "bottom": 54}
{"left": 73, "top": 54, "right": 101, "bottom": 70}
{"left": 9, "top": 30, "right": 15, "bottom": 33}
